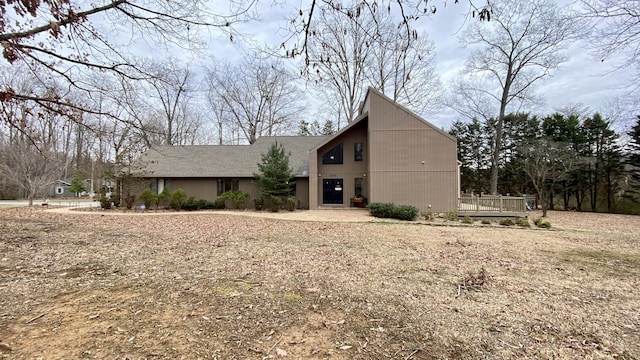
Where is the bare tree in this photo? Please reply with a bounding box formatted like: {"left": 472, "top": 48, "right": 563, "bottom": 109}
{"left": 0, "top": 142, "right": 63, "bottom": 206}
{"left": 365, "top": 12, "right": 442, "bottom": 115}
{"left": 452, "top": 0, "right": 581, "bottom": 194}
{"left": 1, "top": 1, "right": 256, "bottom": 138}
{"left": 581, "top": 0, "right": 640, "bottom": 89}
{"left": 284, "top": 0, "right": 492, "bottom": 65}
{"left": 206, "top": 58, "right": 304, "bottom": 144}
{"left": 305, "top": 7, "right": 373, "bottom": 123}
{"left": 145, "top": 60, "right": 202, "bottom": 146}
{"left": 520, "top": 139, "right": 577, "bottom": 217}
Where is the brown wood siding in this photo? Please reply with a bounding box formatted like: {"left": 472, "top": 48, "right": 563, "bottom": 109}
{"left": 367, "top": 91, "right": 458, "bottom": 212}
{"left": 169, "top": 178, "right": 218, "bottom": 201}
{"left": 315, "top": 121, "right": 368, "bottom": 207}
{"left": 160, "top": 177, "right": 310, "bottom": 208}
{"left": 295, "top": 178, "right": 310, "bottom": 208}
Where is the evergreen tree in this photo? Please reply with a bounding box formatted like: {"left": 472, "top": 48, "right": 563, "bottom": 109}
{"left": 582, "top": 113, "right": 622, "bottom": 212}
{"left": 68, "top": 172, "right": 87, "bottom": 197}
{"left": 625, "top": 115, "right": 640, "bottom": 202}
{"left": 254, "top": 142, "right": 295, "bottom": 198}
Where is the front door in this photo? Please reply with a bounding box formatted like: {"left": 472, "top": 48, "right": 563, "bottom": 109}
{"left": 323, "top": 179, "right": 343, "bottom": 204}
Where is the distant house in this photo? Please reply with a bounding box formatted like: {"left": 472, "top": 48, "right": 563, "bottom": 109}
{"left": 136, "top": 88, "right": 460, "bottom": 212}
{"left": 54, "top": 180, "right": 75, "bottom": 198}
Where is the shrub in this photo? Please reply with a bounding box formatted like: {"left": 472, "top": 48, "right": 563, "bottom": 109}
{"left": 157, "top": 188, "right": 171, "bottom": 209}
{"left": 269, "top": 196, "right": 282, "bottom": 212}
{"left": 368, "top": 202, "right": 396, "bottom": 219}
{"left": 181, "top": 196, "right": 198, "bottom": 211}
{"left": 124, "top": 195, "right": 136, "bottom": 210}
{"left": 99, "top": 196, "right": 112, "bottom": 210}
{"left": 446, "top": 210, "right": 459, "bottom": 221}
{"left": 499, "top": 218, "right": 514, "bottom": 226}
{"left": 462, "top": 215, "right": 474, "bottom": 224}
{"left": 368, "top": 203, "right": 418, "bottom": 221}
{"left": 230, "top": 191, "right": 249, "bottom": 209}
{"left": 422, "top": 211, "right": 434, "bottom": 221}
{"left": 254, "top": 197, "right": 264, "bottom": 211}
{"left": 395, "top": 205, "right": 419, "bottom": 221}
{"left": 535, "top": 218, "right": 552, "bottom": 228}
{"left": 139, "top": 189, "right": 157, "bottom": 209}
{"left": 481, "top": 219, "right": 491, "bottom": 225}
{"left": 178, "top": 197, "right": 217, "bottom": 211}
{"left": 515, "top": 218, "right": 531, "bottom": 227}
{"left": 538, "top": 222, "right": 551, "bottom": 229}
{"left": 169, "top": 188, "right": 187, "bottom": 210}
{"left": 216, "top": 191, "right": 249, "bottom": 209}
{"left": 284, "top": 197, "right": 297, "bottom": 211}
{"left": 214, "top": 196, "right": 226, "bottom": 209}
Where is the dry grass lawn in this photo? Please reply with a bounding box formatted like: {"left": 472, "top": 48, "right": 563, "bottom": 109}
{"left": 0, "top": 207, "right": 638, "bottom": 359}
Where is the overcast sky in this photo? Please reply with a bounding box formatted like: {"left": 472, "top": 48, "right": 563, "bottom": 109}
{"left": 130, "top": 0, "right": 638, "bottom": 132}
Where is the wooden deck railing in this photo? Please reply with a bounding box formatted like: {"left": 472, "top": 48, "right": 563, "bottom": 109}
{"left": 458, "top": 194, "right": 527, "bottom": 213}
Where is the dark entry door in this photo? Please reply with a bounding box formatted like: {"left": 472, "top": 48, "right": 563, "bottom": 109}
{"left": 323, "top": 179, "right": 343, "bottom": 204}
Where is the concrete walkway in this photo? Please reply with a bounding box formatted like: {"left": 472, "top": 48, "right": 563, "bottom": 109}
{"left": 45, "top": 206, "right": 376, "bottom": 223}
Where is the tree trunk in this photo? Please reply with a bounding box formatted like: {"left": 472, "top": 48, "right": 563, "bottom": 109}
{"left": 562, "top": 180, "right": 569, "bottom": 210}
{"left": 576, "top": 189, "right": 583, "bottom": 211}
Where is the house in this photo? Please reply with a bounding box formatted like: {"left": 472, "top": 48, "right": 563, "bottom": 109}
{"left": 136, "top": 88, "right": 460, "bottom": 213}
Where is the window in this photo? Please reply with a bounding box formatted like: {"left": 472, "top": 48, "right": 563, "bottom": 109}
{"left": 322, "top": 143, "right": 344, "bottom": 164}
{"left": 217, "top": 178, "right": 239, "bottom": 196}
{"left": 354, "top": 178, "right": 363, "bottom": 197}
{"left": 354, "top": 143, "right": 363, "bottom": 162}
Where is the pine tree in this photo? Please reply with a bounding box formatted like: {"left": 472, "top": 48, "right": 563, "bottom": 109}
{"left": 254, "top": 142, "right": 295, "bottom": 198}
{"left": 626, "top": 115, "right": 640, "bottom": 202}
{"left": 68, "top": 172, "right": 86, "bottom": 197}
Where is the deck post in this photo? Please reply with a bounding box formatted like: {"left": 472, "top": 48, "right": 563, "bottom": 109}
{"left": 499, "top": 195, "right": 503, "bottom": 213}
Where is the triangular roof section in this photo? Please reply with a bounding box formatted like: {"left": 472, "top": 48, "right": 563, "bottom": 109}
{"left": 310, "top": 110, "right": 369, "bottom": 153}
{"left": 137, "top": 136, "right": 327, "bottom": 178}
{"left": 311, "top": 87, "right": 454, "bottom": 152}
{"left": 365, "top": 87, "right": 456, "bottom": 142}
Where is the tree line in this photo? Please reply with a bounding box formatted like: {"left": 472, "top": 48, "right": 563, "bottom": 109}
{"left": 451, "top": 113, "right": 640, "bottom": 215}
{"left": 1, "top": 0, "right": 638, "bottom": 206}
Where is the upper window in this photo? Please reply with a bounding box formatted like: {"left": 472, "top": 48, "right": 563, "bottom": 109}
{"left": 354, "top": 143, "right": 363, "bottom": 162}
{"left": 322, "top": 143, "right": 343, "bottom": 164}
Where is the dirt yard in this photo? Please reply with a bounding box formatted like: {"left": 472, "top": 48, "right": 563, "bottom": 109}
{"left": 0, "top": 208, "right": 638, "bottom": 359}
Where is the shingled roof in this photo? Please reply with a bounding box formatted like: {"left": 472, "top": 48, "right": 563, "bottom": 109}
{"left": 135, "top": 136, "right": 327, "bottom": 178}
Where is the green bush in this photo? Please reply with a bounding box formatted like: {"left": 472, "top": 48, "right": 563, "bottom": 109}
{"left": 269, "top": 196, "right": 282, "bottom": 212}
{"left": 422, "top": 211, "right": 434, "bottom": 221}
{"left": 284, "top": 197, "right": 297, "bottom": 211}
{"left": 368, "top": 202, "right": 396, "bottom": 219}
{"left": 183, "top": 198, "right": 218, "bottom": 211}
{"left": 481, "top": 219, "right": 491, "bottom": 225}
{"left": 254, "top": 197, "right": 264, "bottom": 211}
{"left": 462, "top": 215, "right": 474, "bottom": 224}
{"left": 169, "top": 188, "right": 188, "bottom": 210}
{"left": 157, "top": 187, "right": 171, "bottom": 209}
{"left": 446, "top": 210, "right": 459, "bottom": 221}
{"left": 368, "top": 203, "right": 418, "bottom": 221}
{"left": 395, "top": 205, "right": 419, "bottom": 221}
{"left": 499, "top": 218, "right": 515, "bottom": 226}
{"left": 99, "top": 196, "right": 112, "bottom": 209}
{"left": 535, "top": 218, "right": 552, "bottom": 228}
{"left": 214, "top": 196, "right": 226, "bottom": 209}
{"left": 139, "top": 189, "right": 157, "bottom": 209}
{"left": 231, "top": 191, "right": 249, "bottom": 209}
{"left": 515, "top": 218, "right": 531, "bottom": 227}
{"left": 217, "top": 191, "right": 249, "bottom": 209}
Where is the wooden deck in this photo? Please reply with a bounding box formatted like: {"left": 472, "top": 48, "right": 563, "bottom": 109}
{"left": 458, "top": 195, "right": 528, "bottom": 218}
